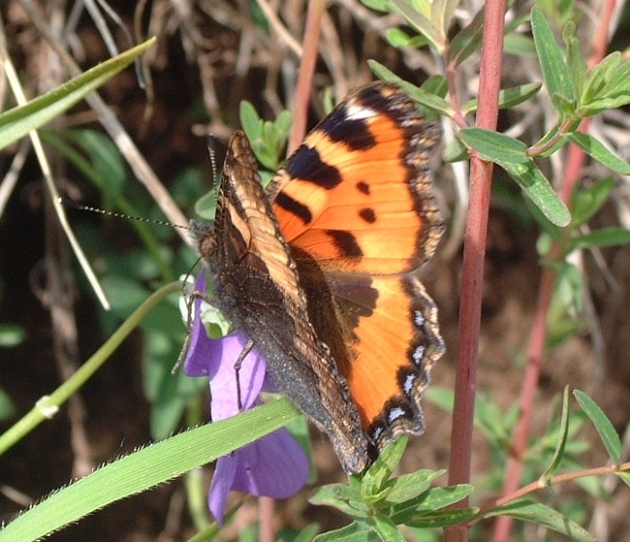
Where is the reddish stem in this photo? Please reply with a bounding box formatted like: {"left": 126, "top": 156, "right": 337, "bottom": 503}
{"left": 287, "top": 0, "right": 326, "bottom": 154}
{"left": 444, "top": 0, "right": 506, "bottom": 540}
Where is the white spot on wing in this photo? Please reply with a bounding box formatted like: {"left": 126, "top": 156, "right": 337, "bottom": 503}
{"left": 413, "top": 345, "right": 425, "bottom": 365}
{"left": 414, "top": 310, "right": 425, "bottom": 326}
{"left": 388, "top": 407, "right": 405, "bottom": 422}
{"left": 403, "top": 374, "right": 415, "bottom": 394}
{"left": 345, "top": 103, "right": 376, "bottom": 121}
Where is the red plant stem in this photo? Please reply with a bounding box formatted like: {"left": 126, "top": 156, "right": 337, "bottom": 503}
{"left": 259, "top": 496, "right": 275, "bottom": 542}
{"left": 491, "top": 1, "right": 616, "bottom": 539}
{"left": 444, "top": 0, "right": 506, "bottom": 540}
{"left": 288, "top": 0, "right": 326, "bottom": 154}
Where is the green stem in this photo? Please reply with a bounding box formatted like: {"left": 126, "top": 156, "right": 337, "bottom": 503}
{"left": 0, "top": 281, "right": 182, "bottom": 456}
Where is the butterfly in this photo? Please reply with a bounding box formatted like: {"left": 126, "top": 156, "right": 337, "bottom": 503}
{"left": 191, "top": 82, "right": 445, "bottom": 474}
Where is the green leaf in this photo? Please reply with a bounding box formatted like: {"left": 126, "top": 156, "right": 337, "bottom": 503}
{"left": 563, "top": 21, "right": 587, "bottom": 103}
{"left": 385, "top": 28, "right": 429, "bottom": 48}
{"left": 379, "top": 469, "right": 444, "bottom": 506}
{"left": 0, "top": 324, "right": 26, "bottom": 348}
{"left": 360, "top": 0, "right": 394, "bottom": 12}
{"left": 0, "top": 387, "right": 16, "bottom": 421}
{"left": 504, "top": 33, "right": 537, "bottom": 56}
{"left": 447, "top": 5, "right": 485, "bottom": 67}
{"left": 564, "top": 132, "right": 630, "bottom": 175}
{"left": 368, "top": 61, "right": 452, "bottom": 117}
{"left": 0, "top": 398, "right": 301, "bottom": 542}
{"left": 389, "top": 484, "right": 473, "bottom": 524}
{"left": 313, "top": 521, "right": 378, "bottom": 542}
{"left": 616, "top": 471, "right": 630, "bottom": 490}
{"left": 459, "top": 128, "right": 528, "bottom": 163}
{"left": 391, "top": 0, "right": 445, "bottom": 53}
{"left": 62, "top": 129, "right": 128, "bottom": 204}
{"left": 496, "top": 159, "right": 570, "bottom": 227}
{"left": 530, "top": 6, "right": 574, "bottom": 107}
{"left": 0, "top": 39, "right": 155, "bottom": 151}
{"left": 462, "top": 83, "right": 542, "bottom": 115}
{"left": 240, "top": 100, "right": 262, "bottom": 142}
{"left": 402, "top": 507, "right": 478, "bottom": 528}
{"left": 361, "top": 437, "right": 408, "bottom": 502}
{"left": 580, "top": 52, "right": 621, "bottom": 105}
{"left": 574, "top": 390, "right": 621, "bottom": 464}
{"left": 366, "top": 514, "right": 405, "bottom": 542}
{"left": 569, "top": 177, "right": 615, "bottom": 228}
{"left": 542, "top": 386, "right": 571, "bottom": 478}
{"left": 486, "top": 499, "right": 596, "bottom": 542}
{"left": 568, "top": 227, "right": 630, "bottom": 251}
{"left": 309, "top": 483, "right": 369, "bottom": 517}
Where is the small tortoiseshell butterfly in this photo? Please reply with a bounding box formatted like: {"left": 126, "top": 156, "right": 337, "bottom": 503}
{"left": 192, "top": 82, "right": 445, "bottom": 474}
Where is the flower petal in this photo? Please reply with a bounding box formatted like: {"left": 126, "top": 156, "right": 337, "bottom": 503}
{"left": 209, "top": 332, "right": 267, "bottom": 419}
{"left": 229, "top": 428, "right": 309, "bottom": 497}
{"left": 208, "top": 453, "right": 237, "bottom": 526}
{"left": 208, "top": 428, "right": 309, "bottom": 525}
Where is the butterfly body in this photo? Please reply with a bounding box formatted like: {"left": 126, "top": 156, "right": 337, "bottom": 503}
{"left": 194, "top": 82, "right": 444, "bottom": 474}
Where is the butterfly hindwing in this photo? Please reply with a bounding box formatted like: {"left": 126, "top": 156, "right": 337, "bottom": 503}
{"left": 268, "top": 83, "right": 445, "bottom": 455}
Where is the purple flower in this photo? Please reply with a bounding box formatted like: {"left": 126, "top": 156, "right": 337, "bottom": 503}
{"left": 183, "top": 270, "right": 309, "bottom": 525}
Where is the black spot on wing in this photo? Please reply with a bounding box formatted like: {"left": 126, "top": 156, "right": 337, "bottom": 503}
{"left": 356, "top": 181, "right": 370, "bottom": 195}
{"left": 283, "top": 145, "right": 342, "bottom": 189}
{"left": 275, "top": 191, "right": 313, "bottom": 225}
{"left": 320, "top": 105, "right": 376, "bottom": 150}
{"left": 325, "top": 230, "right": 363, "bottom": 258}
{"left": 359, "top": 208, "right": 376, "bottom": 224}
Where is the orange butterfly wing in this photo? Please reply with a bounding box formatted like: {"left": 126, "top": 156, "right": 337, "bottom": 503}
{"left": 268, "top": 83, "right": 445, "bottom": 450}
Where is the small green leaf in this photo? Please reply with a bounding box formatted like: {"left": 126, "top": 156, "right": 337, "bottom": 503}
{"left": 563, "top": 21, "right": 587, "bottom": 102}
{"left": 504, "top": 33, "right": 537, "bottom": 56}
{"left": 240, "top": 100, "right": 262, "bottom": 142}
{"left": 391, "top": 0, "right": 445, "bottom": 53}
{"left": 447, "top": 4, "right": 485, "bottom": 67}
{"left": 462, "top": 83, "right": 542, "bottom": 116}
{"left": 361, "top": 437, "right": 408, "bottom": 501}
{"left": 486, "top": 499, "right": 596, "bottom": 542}
{"left": 389, "top": 484, "right": 473, "bottom": 525}
{"left": 309, "top": 483, "right": 369, "bottom": 517}
{"left": 569, "top": 227, "right": 630, "bottom": 251}
{"left": 459, "top": 128, "right": 528, "bottom": 163}
{"left": 0, "top": 387, "right": 17, "bottom": 421}
{"left": 616, "top": 471, "right": 630, "bottom": 490}
{"left": 531, "top": 6, "right": 574, "bottom": 106}
{"left": 368, "top": 61, "right": 452, "bottom": 117}
{"left": 574, "top": 390, "right": 621, "bottom": 464}
{"left": 385, "top": 28, "right": 428, "bottom": 48}
{"left": 402, "top": 507, "right": 478, "bottom": 528}
{"left": 542, "top": 386, "right": 571, "bottom": 478}
{"left": 312, "top": 520, "right": 376, "bottom": 542}
{"left": 497, "top": 159, "right": 570, "bottom": 227}
{"left": 0, "top": 324, "right": 26, "bottom": 348}
{"left": 569, "top": 177, "right": 615, "bottom": 228}
{"left": 366, "top": 514, "right": 405, "bottom": 542}
{"left": 0, "top": 39, "right": 155, "bottom": 151}
{"left": 360, "top": 0, "right": 394, "bottom": 12}
{"left": 580, "top": 52, "right": 621, "bottom": 105}
{"left": 379, "top": 469, "right": 444, "bottom": 506}
{"left": 564, "top": 132, "right": 630, "bottom": 175}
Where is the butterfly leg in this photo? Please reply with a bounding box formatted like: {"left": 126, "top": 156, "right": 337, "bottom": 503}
{"left": 233, "top": 339, "right": 255, "bottom": 410}
{"left": 173, "top": 276, "right": 215, "bottom": 374}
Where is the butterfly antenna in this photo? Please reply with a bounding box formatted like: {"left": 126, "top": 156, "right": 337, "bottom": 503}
{"left": 58, "top": 197, "right": 191, "bottom": 230}
{"left": 207, "top": 135, "right": 220, "bottom": 208}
